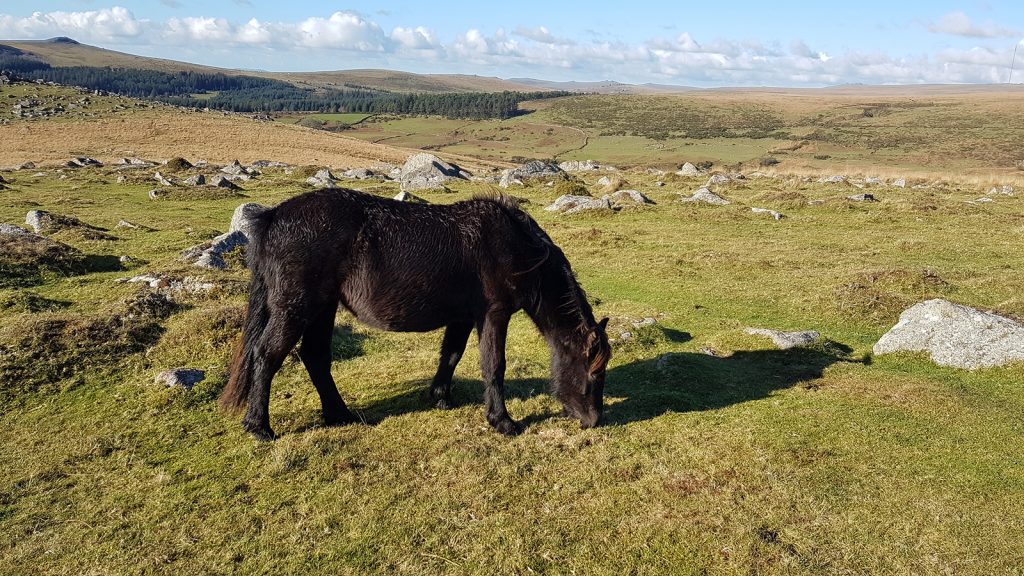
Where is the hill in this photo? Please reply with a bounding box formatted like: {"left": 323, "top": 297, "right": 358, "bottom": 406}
{"left": 0, "top": 39, "right": 538, "bottom": 93}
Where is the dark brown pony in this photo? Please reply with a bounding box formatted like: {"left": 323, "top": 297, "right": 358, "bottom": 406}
{"left": 220, "top": 188, "right": 610, "bottom": 440}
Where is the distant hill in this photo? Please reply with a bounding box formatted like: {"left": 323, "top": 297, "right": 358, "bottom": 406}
{"left": 0, "top": 38, "right": 538, "bottom": 93}
{"left": 508, "top": 78, "right": 696, "bottom": 94}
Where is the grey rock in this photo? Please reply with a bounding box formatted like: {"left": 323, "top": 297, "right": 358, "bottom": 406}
{"left": 654, "top": 181, "right": 665, "bottom": 187}
{"left": 632, "top": 317, "right": 657, "bottom": 328}
{"left": 17, "top": 162, "right": 36, "bottom": 170}
{"left": 229, "top": 202, "right": 269, "bottom": 240}
{"left": 751, "top": 207, "right": 786, "bottom": 220}
{"left": 251, "top": 160, "right": 291, "bottom": 168}
{"left": 558, "top": 160, "right": 600, "bottom": 172}
{"left": 676, "top": 162, "right": 701, "bottom": 176}
{"left": 153, "top": 172, "right": 175, "bottom": 186}
{"left": 401, "top": 153, "right": 467, "bottom": 191}
{"left": 155, "top": 368, "right": 205, "bottom": 390}
{"left": 499, "top": 160, "right": 562, "bottom": 189}
{"left": 745, "top": 328, "right": 821, "bottom": 349}
{"left": 306, "top": 168, "right": 337, "bottom": 188}
{"left": 596, "top": 175, "right": 613, "bottom": 188}
{"left": 67, "top": 156, "right": 102, "bottom": 168}
{"left": 988, "top": 185, "right": 1014, "bottom": 197}
{"left": 0, "top": 223, "right": 29, "bottom": 235}
{"left": 873, "top": 299, "right": 1024, "bottom": 369}
{"left": 679, "top": 187, "right": 730, "bottom": 205}
{"left": 119, "top": 157, "right": 153, "bottom": 167}
{"left": 606, "top": 190, "right": 654, "bottom": 208}
{"left": 393, "top": 190, "right": 427, "bottom": 203}
{"left": 892, "top": 178, "right": 906, "bottom": 188}
{"left": 847, "top": 193, "right": 877, "bottom": 202}
{"left": 221, "top": 160, "right": 253, "bottom": 176}
{"left": 183, "top": 174, "right": 206, "bottom": 186}
{"left": 544, "top": 194, "right": 613, "bottom": 215}
{"left": 209, "top": 175, "right": 240, "bottom": 190}
{"left": 149, "top": 188, "right": 172, "bottom": 199}
{"left": 705, "top": 173, "right": 732, "bottom": 186}
{"left": 864, "top": 177, "right": 883, "bottom": 185}
{"left": 24, "top": 210, "right": 49, "bottom": 233}
{"left": 182, "top": 230, "right": 248, "bottom": 270}
{"left": 120, "top": 273, "right": 216, "bottom": 295}
{"left": 818, "top": 175, "right": 846, "bottom": 184}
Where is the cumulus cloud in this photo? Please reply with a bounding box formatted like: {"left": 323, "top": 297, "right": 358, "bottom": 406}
{"left": 296, "top": 12, "right": 387, "bottom": 51}
{"left": 513, "top": 26, "right": 575, "bottom": 46}
{"left": 928, "top": 11, "right": 1019, "bottom": 38}
{"left": 0, "top": 7, "right": 144, "bottom": 42}
{"left": 391, "top": 26, "right": 440, "bottom": 50}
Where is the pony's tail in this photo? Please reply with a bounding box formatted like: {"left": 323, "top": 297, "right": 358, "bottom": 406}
{"left": 219, "top": 206, "right": 275, "bottom": 412}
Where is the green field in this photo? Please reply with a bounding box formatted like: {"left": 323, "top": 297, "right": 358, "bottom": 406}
{"left": 2, "top": 152, "right": 1024, "bottom": 574}
{"left": 279, "top": 113, "right": 374, "bottom": 125}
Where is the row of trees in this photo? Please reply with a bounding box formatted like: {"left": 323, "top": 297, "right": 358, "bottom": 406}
{"left": 0, "top": 49, "right": 567, "bottom": 119}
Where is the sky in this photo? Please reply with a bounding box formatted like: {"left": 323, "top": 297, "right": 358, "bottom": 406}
{"left": 1, "top": 1, "right": 1023, "bottom": 86}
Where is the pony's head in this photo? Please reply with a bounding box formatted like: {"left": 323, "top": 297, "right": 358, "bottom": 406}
{"left": 554, "top": 317, "right": 611, "bottom": 428}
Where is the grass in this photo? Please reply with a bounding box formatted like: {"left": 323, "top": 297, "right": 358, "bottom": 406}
{"left": 3, "top": 84, "right": 1024, "bottom": 574}
{"left": 1, "top": 157, "right": 1023, "bottom": 574}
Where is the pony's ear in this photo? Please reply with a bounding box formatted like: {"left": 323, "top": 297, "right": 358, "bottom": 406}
{"left": 597, "top": 317, "right": 609, "bottom": 333}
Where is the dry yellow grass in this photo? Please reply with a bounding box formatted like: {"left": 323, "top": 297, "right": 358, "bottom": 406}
{"left": 0, "top": 108, "right": 495, "bottom": 170}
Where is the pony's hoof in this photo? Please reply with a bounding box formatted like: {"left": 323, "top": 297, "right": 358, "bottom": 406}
{"left": 494, "top": 418, "right": 524, "bottom": 436}
{"left": 435, "top": 398, "right": 453, "bottom": 410}
{"left": 246, "top": 426, "right": 276, "bottom": 441}
{"left": 324, "top": 409, "right": 357, "bottom": 427}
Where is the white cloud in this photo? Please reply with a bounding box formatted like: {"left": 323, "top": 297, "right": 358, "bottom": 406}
{"left": 513, "top": 26, "right": 575, "bottom": 46}
{"left": 296, "top": 12, "right": 387, "bottom": 51}
{"left": 928, "top": 11, "right": 1019, "bottom": 38}
{"left": 391, "top": 26, "right": 440, "bottom": 50}
{"left": 166, "top": 17, "right": 234, "bottom": 42}
{"left": 0, "top": 7, "right": 144, "bottom": 42}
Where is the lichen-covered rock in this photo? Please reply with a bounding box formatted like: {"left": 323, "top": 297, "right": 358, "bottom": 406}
{"left": 751, "top": 207, "right": 786, "bottom": 220}
{"left": 745, "top": 328, "right": 821, "bottom": 349}
{"left": 183, "top": 174, "right": 206, "bottom": 186}
{"left": 558, "top": 160, "right": 600, "bottom": 172}
{"left": 988, "top": 185, "right": 1014, "bottom": 197}
{"left": 400, "top": 153, "right": 466, "bottom": 191}
{"left": 393, "top": 190, "right": 427, "bottom": 203}
{"left": 873, "top": 299, "right": 1024, "bottom": 369}
{"left": 229, "top": 202, "right": 269, "bottom": 240}
{"left": 181, "top": 230, "right": 248, "bottom": 270}
{"left": 606, "top": 190, "right": 654, "bottom": 208}
{"left": 499, "top": 160, "right": 563, "bottom": 188}
{"left": 676, "top": 162, "right": 701, "bottom": 176}
{"left": 306, "top": 168, "right": 337, "bottom": 188}
{"left": 847, "top": 193, "right": 877, "bottom": 202}
{"left": 155, "top": 368, "right": 205, "bottom": 390}
{"left": 678, "top": 187, "right": 730, "bottom": 205}
{"left": 891, "top": 178, "right": 906, "bottom": 188}
{"left": 545, "top": 195, "right": 612, "bottom": 215}
{"left": 818, "top": 175, "right": 847, "bottom": 184}
{"left": 208, "top": 175, "right": 240, "bottom": 190}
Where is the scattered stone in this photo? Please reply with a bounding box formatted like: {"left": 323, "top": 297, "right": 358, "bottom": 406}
{"left": 864, "top": 177, "right": 883, "bottom": 185}
{"left": 149, "top": 188, "right": 171, "bottom": 199}
{"left": 973, "top": 197, "right": 995, "bottom": 204}
{"left": 221, "top": 160, "right": 255, "bottom": 176}
{"left": 632, "top": 317, "right": 657, "bottom": 328}
{"left": 745, "top": 328, "right": 821, "bottom": 349}
{"left": 499, "top": 160, "right": 562, "bottom": 189}
{"left": 751, "top": 207, "right": 786, "bottom": 220}
{"left": 306, "top": 168, "right": 337, "bottom": 188}
{"left": 705, "top": 173, "right": 733, "bottom": 186}
{"left": 118, "top": 255, "right": 137, "bottom": 266}
{"left": 847, "top": 193, "right": 878, "bottom": 202}
{"left": 118, "top": 157, "right": 154, "bottom": 167}
{"left": 16, "top": 162, "right": 36, "bottom": 170}
{"left": 228, "top": 202, "right": 269, "bottom": 239}
{"left": 544, "top": 194, "right": 613, "bottom": 215}
{"left": 654, "top": 181, "right": 665, "bottom": 187}
{"left": 606, "top": 190, "right": 654, "bottom": 208}
{"left": 596, "top": 175, "right": 613, "bottom": 188}
{"left": 676, "top": 162, "right": 701, "bottom": 176}
{"left": 119, "top": 273, "right": 217, "bottom": 296}
{"left": 892, "top": 178, "right": 906, "bottom": 188}
{"left": 873, "top": 299, "right": 1024, "bottom": 369}
{"left": 153, "top": 172, "right": 176, "bottom": 186}
{"left": 558, "top": 160, "right": 600, "bottom": 172}
{"left": 115, "top": 219, "right": 149, "bottom": 230}
{"left": 988, "top": 185, "right": 1014, "bottom": 197}
{"left": 342, "top": 167, "right": 379, "bottom": 180}
{"left": 678, "top": 187, "right": 730, "bottom": 205}
{"left": 818, "top": 175, "right": 846, "bottom": 184}
{"left": 183, "top": 174, "right": 206, "bottom": 186}
{"left": 699, "top": 347, "right": 720, "bottom": 357}
{"left": 181, "top": 230, "right": 248, "bottom": 270}
{"left": 66, "top": 156, "right": 102, "bottom": 168}
{"left": 401, "top": 153, "right": 468, "bottom": 191}
{"left": 24, "top": 210, "right": 98, "bottom": 234}
{"left": 208, "top": 175, "right": 240, "bottom": 190}
{"left": 154, "top": 368, "right": 205, "bottom": 390}
{"left": 0, "top": 223, "right": 29, "bottom": 235}
{"left": 393, "top": 190, "right": 427, "bottom": 203}
{"left": 251, "top": 160, "right": 291, "bottom": 168}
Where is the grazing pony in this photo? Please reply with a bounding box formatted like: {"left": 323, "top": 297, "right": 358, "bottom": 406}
{"left": 220, "top": 188, "right": 610, "bottom": 440}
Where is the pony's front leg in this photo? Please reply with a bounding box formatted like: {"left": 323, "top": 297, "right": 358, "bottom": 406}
{"left": 478, "top": 311, "right": 522, "bottom": 436}
{"left": 429, "top": 322, "right": 473, "bottom": 409}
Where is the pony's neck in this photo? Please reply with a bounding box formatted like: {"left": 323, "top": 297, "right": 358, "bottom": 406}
{"left": 525, "top": 263, "right": 595, "bottom": 349}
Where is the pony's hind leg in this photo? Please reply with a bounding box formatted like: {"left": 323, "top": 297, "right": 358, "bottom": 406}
{"left": 299, "top": 304, "right": 357, "bottom": 427}
{"left": 478, "top": 311, "right": 522, "bottom": 436}
{"left": 242, "top": 309, "right": 305, "bottom": 441}
{"left": 429, "top": 322, "right": 473, "bottom": 409}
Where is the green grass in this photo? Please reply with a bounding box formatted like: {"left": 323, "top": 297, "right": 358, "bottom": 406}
{"left": 2, "top": 161, "right": 1024, "bottom": 574}
{"left": 278, "top": 113, "right": 373, "bottom": 125}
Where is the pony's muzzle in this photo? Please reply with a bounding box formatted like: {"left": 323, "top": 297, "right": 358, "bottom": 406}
{"left": 579, "top": 410, "right": 601, "bottom": 429}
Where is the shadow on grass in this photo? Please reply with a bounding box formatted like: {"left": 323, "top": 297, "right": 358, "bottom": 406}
{"left": 346, "top": 341, "right": 857, "bottom": 429}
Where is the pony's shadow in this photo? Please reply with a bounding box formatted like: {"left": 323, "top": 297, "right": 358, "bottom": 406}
{"left": 350, "top": 340, "right": 857, "bottom": 428}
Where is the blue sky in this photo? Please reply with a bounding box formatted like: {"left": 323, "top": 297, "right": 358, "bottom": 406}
{"left": 1, "top": 1, "right": 1022, "bottom": 86}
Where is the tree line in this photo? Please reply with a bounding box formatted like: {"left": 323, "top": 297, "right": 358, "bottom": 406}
{"left": 0, "top": 48, "right": 567, "bottom": 119}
